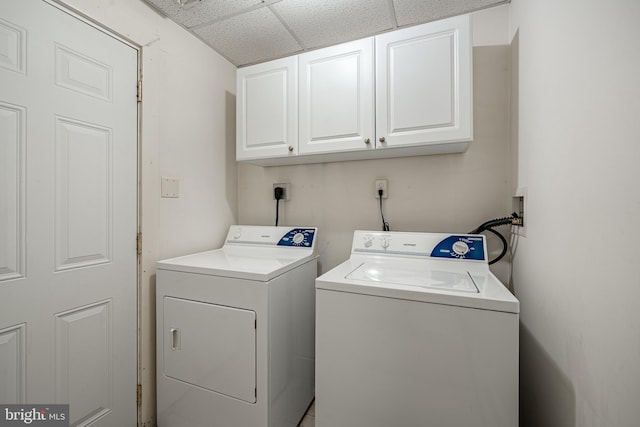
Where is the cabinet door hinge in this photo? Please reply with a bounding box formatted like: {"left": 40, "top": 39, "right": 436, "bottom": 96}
{"left": 136, "top": 232, "right": 142, "bottom": 255}
{"left": 137, "top": 79, "right": 142, "bottom": 102}
{"left": 137, "top": 384, "right": 142, "bottom": 408}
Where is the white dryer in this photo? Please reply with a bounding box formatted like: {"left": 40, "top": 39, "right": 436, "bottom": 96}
{"left": 315, "top": 230, "right": 519, "bottom": 427}
{"left": 156, "top": 225, "right": 318, "bottom": 427}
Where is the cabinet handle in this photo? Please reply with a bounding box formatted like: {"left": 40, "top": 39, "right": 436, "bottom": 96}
{"left": 288, "top": 145, "right": 294, "bottom": 152}
{"left": 379, "top": 137, "right": 386, "bottom": 143}
{"left": 364, "top": 138, "right": 371, "bottom": 144}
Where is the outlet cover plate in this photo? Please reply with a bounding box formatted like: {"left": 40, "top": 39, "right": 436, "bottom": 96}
{"left": 375, "top": 179, "right": 388, "bottom": 199}
{"left": 273, "top": 183, "right": 290, "bottom": 201}
{"left": 161, "top": 177, "right": 179, "bottom": 198}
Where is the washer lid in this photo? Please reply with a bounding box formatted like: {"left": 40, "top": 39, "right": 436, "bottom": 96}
{"left": 316, "top": 258, "right": 519, "bottom": 313}
{"left": 346, "top": 262, "right": 478, "bottom": 293}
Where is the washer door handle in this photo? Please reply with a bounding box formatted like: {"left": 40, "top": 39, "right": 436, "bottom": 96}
{"left": 170, "top": 328, "right": 181, "bottom": 350}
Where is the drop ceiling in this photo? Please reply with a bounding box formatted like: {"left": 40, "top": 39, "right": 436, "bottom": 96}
{"left": 143, "top": 0, "right": 509, "bottom": 67}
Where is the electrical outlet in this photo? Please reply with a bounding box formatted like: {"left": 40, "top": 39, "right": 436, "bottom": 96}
{"left": 273, "top": 183, "right": 291, "bottom": 201}
{"left": 375, "top": 179, "right": 388, "bottom": 199}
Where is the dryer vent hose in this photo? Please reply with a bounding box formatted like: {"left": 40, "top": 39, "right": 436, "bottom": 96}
{"left": 470, "top": 213, "right": 521, "bottom": 265}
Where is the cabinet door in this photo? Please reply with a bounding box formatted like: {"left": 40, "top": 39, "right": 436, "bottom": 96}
{"left": 237, "top": 57, "right": 298, "bottom": 160}
{"left": 162, "top": 297, "right": 257, "bottom": 403}
{"left": 376, "top": 15, "right": 472, "bottom": 149}
{"left": 299, "top": 38, "right": 374, "bottom": 155}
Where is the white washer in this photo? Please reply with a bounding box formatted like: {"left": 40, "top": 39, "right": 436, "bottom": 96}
{"left": 315, "top": 230, "right": 519, "bottom": 427}
{"left": 156, "top": 225, "right": 318, "bottom": 427}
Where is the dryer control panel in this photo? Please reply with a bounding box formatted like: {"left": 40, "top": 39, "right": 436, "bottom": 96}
{"left": 226, "top": 225, "right": 317, "bottom": 250}
{"left": 277, "top": 228, "right": 316, "bottom": 248}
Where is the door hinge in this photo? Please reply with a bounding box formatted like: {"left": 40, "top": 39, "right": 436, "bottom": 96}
{"left": 137, "top": 79, "right": 142, "bottom": 102}
{"left": 136, "top": 232, "right": 142, "bottom": 255}
{"left": 137, "top": 384, "right": 142, "bottom": 408}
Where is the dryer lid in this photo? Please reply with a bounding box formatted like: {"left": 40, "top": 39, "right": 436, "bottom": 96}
{"left": 156, "top": 225, "right": 318, "bottom": 281}
{"left": 156, "top": 248, "right": 316, "bottom": 281}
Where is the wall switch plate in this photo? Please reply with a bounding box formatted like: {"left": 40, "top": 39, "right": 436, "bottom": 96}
{"left": 375, "top": 179, "right": 388, "bottom": 199}
{"left": 273, "top": 183, "right": 291, "bottom": 201}
{"left": 161, "top": 177, "right": 179, "bottom": 198}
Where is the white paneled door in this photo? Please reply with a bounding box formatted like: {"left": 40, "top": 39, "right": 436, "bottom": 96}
{"left": 0, "top": 0, "right": 138, "bottom": 425}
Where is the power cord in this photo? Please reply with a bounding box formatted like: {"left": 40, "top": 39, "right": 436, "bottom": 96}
{"left": 274, "top": 187, "right": 284, "bottom": 226}
{"left": 378, "top": 189, "right": 390, "bottom": 231}
{"left": 469, "top": 213, "right": 521, "bottom": 265}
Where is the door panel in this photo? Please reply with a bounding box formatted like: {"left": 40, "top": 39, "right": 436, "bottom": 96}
{"left": 0, "top": 1, "right": 137, "bottom": 425}
{"left": 55, "top": 301, "right": 112, "bottom": 426}
{"left": 0, "top": 323, "right": 26, "bottom": 404}
{"left": 54, "top": 116, "right": 112, "bottom": 271}
{"left": 0, "top": 18, "right": 26, "bottom": 74}
{"left": 389, "top": 34, "right": 454, "bottom": 131}
{"left": 0, "top": 102, "right": 25, "bottom": 282}
{"left": 54, "top": 44, "right": 113, "bottom": 102}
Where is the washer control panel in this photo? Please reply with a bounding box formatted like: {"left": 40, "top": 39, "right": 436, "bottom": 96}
{"left": 430, "top": 235, "right": 485, "bottom": 261}
{"left": 351, "top": 231, "right": 486, "bottom": 262}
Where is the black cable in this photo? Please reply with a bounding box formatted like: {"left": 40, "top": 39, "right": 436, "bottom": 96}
{"left": 379, "top": 189, "right": 390, "bottom": 231}
{"left": 470, "top": 214, "right": 517, "bottom": 234}
{"left": 274, "top": 187, "right": 284, "bottom": 226}
{"left": 486, "top": 228, "right": 508, "bottom": 265}
{"left": 470, "top": 213, "right": 519, "bottom": 265}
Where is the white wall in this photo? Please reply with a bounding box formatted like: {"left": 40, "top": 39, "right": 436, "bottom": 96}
{"left": 510, "top": 0, "right": 640, "bottom": 425}
{"left": 238, "top": 6, "right": 514, "bottom": 279}
{"left": 54, "top": 1, "right": 237, "bottom": 425}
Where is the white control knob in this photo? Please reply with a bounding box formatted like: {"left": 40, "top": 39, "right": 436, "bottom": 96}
{"left": 452, "top": 241, "right": 470, "bottom": 256}
{"left": 363, "top": 237, "right": 373, "bottom": 248}
{"left": 380, "top": 238, "right": 390, "bottom": 249}
{"left": 233, "top": 230, "right": 242, "bottom": 239}
{"left": 293, "top": 233, "right": 305, "bottom": 244}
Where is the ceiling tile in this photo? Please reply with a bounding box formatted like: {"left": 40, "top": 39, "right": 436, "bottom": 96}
{"left": 144, "top": 0, "right": 509, "bottom": 66}
{"left": 193, "top": 7, "right": 303, "bottom": 66}
{"left": 272, "top": 0, "right": 394, "bottom": 49}
{"left": 144, "top": 0, "right": 264, "bottom": 28}
{"left": 393, "top": 0, "right": 507, "bottom": 27}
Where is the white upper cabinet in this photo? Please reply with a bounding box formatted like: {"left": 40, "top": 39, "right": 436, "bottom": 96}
{"left": 298, "top": 38, "right": 374, "bottom": 155}
{"left": 236, "top": 14, "right": 472, "bottom": 166}
{"left": 236, "top": 56, "right": 298, "bottom": 161}
{"left": 376, "top": 14, "right": 472, "bottom": 150}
